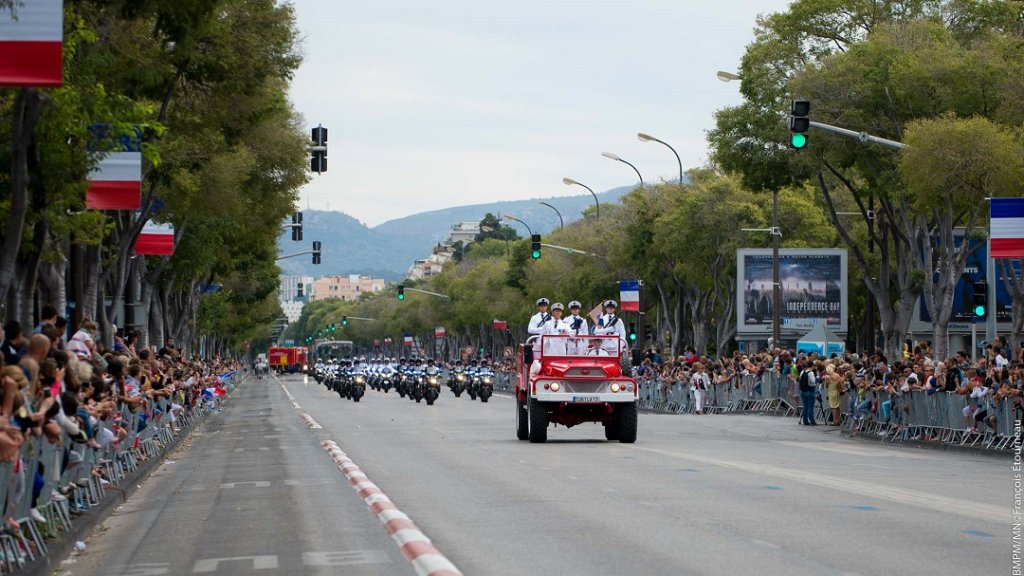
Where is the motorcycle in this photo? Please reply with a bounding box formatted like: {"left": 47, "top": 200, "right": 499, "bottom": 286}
{"left": 410, "top": 374, "right": 424, "bottom": 403}
{"left": 449, "top": 370, "right": 466, "bottom": 397}
{"left": 350, "top": 374, "right": 366, "bottom": 402}
{"left": 423, "top": 370, "right": 442, "bottom": 405}
{"left": 477, "top": 372, "right": 493, "bottom": 402}
{"left": 468, "top": 372, "right": 479, "bottom": 400}
{"left": 396, "top": 373, "right": 409, "bottom": 398}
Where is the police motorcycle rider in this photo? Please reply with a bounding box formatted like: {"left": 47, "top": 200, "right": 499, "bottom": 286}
{"left": 448, "top": 359, "right": 467, "bottom": 397}
{"left": 313, "top": 358, "right": 326, "bottom": 384}
{"left": 593, "top": 299, "right": 631, "bottom": 375}
{"left": 475, "top": 358, "right": 495, "bottom": 402}
{"left": 336, "top": 358, "right": 353, "bottom": 398}
{"left": 395, "top": 357, "right": 411, "bottom": 397}
{"left": 421, "top": 357, "right": 443, "bottom": 405}
{"left": 528, "top": 297, "right": 553, "bottom": 376}
{"left": 565, "top": 301, "right": 590, "bottom": 356}
{"left": 466, "top": 358, "right": 482, "bottom": 400}
{"left": 348, "top": 357, "right": 368, "bottom": 401}
{"left": 408, "top": 357, "right": 426, "bottom": 402}
{"left": 378, "top": 357, "right": 396, "bottom": 393}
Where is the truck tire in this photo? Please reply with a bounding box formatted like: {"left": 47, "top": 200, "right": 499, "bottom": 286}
{"left": 604, "top": 420, "right": 620, "bottom": 441}
{"left": 620, "top": 354, "right": 633, "bottom": 378}
{"left": 618, "top": 403, "right": 638, "bottom": 443}
{"left": 516, "top": 397, "right": 529, "bottom": 440}
{"left": 528, "top": 398, "right": 548, "bottom": 443}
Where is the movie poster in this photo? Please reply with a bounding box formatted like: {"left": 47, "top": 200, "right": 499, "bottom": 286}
{"left": 736, "top": 249, "right": 848, "bottom": 335}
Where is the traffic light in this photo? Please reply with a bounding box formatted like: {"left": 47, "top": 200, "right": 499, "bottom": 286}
{"left": 342, "top": 316, "right": 348, "bottom": 327}
{"left": 531, "top": 234, "right": 542, "bottom": 259}
{"left": 312, "top": 240, "right": 321, "bottom": 264}
{"left": 397, "top": 285, "right": 405, "bottom": 300}
{"left": 311, "top": 126, "right": 327, "bottom": 173}
{"left": 644, "top": 324, "right": 652, "bottom": 342}
{"left": 628, "top": 322, "right": 637, "bottom": 342}
{"left": 789, "top": 99, "right": 810, "bottom": 150}
{"left": 296, "top": 282, "right": 303, "bottom": 299}
{"left": 972, "top": 280, "right": 988, "bottom": 319}
{"left": 291, "top": 212, "right": 303, "bottom": 241}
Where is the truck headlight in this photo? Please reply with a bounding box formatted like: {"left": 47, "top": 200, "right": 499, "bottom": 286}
{"left": 610, "top": 383, "right": 621, "bottom": 393}
{"left": 550, "top": 382, "right": 561, "bottom": 392}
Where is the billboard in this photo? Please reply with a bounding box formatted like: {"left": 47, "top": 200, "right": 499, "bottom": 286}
{"left": 910, "top": 233, "right": 1018, "bottom": 334}
{"left": 737, "top": 249, "right": 848, "bottom": 335}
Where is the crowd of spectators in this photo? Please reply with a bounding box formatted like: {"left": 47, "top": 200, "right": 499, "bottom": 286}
{"left": 632, "top": 338, "right": 1024, "bottom": 437}
{"left": 0, "top": 304, "right": 241, "bottom": 563}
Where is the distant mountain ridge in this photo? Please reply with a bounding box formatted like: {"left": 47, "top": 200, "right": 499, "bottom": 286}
{"left": 277, "top": 185, "right": 634, "bottom": 281}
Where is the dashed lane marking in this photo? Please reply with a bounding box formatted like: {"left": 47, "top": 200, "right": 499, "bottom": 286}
{"left": 322, "top": 440, "right": 463, "bottom": 576}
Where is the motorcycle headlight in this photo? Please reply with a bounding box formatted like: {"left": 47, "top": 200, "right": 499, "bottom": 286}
{"left": 483, "top": 377, "right": 492, "bottom": 384}
{"left": 355, "top": 376, "right": 365, "bottom": 384}
{"left": 456, "top": 374, "right": 465, "bottom": 381}
{"left": 429, "top": 377, "right": 438, "bottom": 385}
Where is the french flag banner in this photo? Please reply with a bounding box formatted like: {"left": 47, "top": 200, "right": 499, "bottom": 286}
{"left": 134, "top": 222, "right": 174, "bottom": 256}
{"left": 991, "top": 198, "right": 1024, "bottom": 258}
{"left": 86, "top": 126, "right": 142, "bottom": 210}
{"left": 0, "top": 0, "right": 63, "bottom": 87}
{"left": 619, "top": 280, "right": 640, "bottom": 312}
{"left": 403, "top": 334, "right": 413, "bottom": 347}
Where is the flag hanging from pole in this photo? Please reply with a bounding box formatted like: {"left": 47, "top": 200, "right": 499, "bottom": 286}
{"left": 619, "top": 280, "right": 640, "bottom": 312}
{"left": 991, "top": 198, "right": 1024, "bottom": 258}
{"left": 134, "top": 222, "right": 174, "bottom": 256}
{"left": 0, "top": 0, "right": 63, "bottom": 87}
{"left": 403, "top": 333, "right": 413, "bottom": 347}
{"left": 86, "top": 125, "right": 143, "bottom": 210}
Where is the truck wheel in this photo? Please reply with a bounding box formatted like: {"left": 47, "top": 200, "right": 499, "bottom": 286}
{"left": 604, "top": 420, "right": 620, "bottom": 441}
{"left": 528, "top": 398, "right": 548, "bottom": 443}
{"left": 516, "top": 397, "right": 529, "bottom": 440}
{"left": 620, "top": 354, "right": 633, "bottom": 377}
{"left": 618, "top": 403, "right": 638, "bottom": 443}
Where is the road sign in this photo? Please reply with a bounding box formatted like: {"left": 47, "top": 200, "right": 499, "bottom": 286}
{"left": 503, "top": 346, "right": 514, "bottom": 358}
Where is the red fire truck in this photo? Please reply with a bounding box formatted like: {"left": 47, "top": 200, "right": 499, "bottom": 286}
{"left": 267, "top": 346, "right": 308, "bottom": 374}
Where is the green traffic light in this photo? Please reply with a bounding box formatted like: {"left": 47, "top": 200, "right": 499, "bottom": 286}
{"left": 629, "top": 333, "right": 637, "bottom": 341}
{"left": 790, "top": 133, "right": 807, "bottom": 149}
{"left": 398, "top": 294, "right": 405, "bottom": 300}
{"left": 531, "top": 250, "right": 541, "bottom": 259}
{"left": 974, "top": 305, "right": 986, "bottom": 317}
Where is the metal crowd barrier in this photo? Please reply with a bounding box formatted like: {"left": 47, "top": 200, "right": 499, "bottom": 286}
{"left": 0, "top": 372, "right": 241, "bottom": 574}
{"left": 637, "top": 372, "right": 1016, "bottom": 452}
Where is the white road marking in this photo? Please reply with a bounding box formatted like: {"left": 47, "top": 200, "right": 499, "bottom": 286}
{"left": 192, "top": 555, "right": 278, "bottom": 573}
{"left": 220, "top": 481, "right": 271, "bottom": 489}
{"left": 302, "top": 550, "right": 390, "bottom": 566}
{"left": 108, "top": 563, "right": 170, "bottom": 576}
{"left": 633, "top": 445, "right": 1003, "bottom": 522}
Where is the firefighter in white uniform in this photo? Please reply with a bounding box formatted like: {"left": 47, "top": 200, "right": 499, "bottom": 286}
{"left": 564, "top": 300, "right": 589, "bottom": 355}
{"left": 543, "top": 303, "right": 571, "bottom": 356}
{"left": 528, "top": 298, "right": 552, "bottom": 374}
{"left": 593, "top": 300, "right": 627, "bottom": 357}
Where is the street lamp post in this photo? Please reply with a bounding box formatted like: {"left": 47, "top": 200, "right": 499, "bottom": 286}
{"left": 561, "top": 178, "right": 600, "bottom": 219}
{"left": 539, "top": 202, "right": 563, "bottom": 229}
{"left": 637, "top": 132, "right": 683, "bottom": 186}
{"left": 601, "top": 152, "right": 644, "bottom": 187}
{"left": 502, "top": 214, "right": 534, "bottom": 237}
{"left": 716, "top": 70, "right": 741, "bottom": 82}
{"left": 480, "top": 225, "right": 510, "bottom": 256}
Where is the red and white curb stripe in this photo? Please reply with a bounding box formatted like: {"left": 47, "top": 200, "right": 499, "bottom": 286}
{"left": 322, "top": 440, "right": 462, "bottom": 576}
{"left": 302, "top": 413, "right": 322, "bottom": 429}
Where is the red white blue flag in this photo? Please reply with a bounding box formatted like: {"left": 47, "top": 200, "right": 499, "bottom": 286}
{"left": 990, "top": 198, "right": 1024, "bottom": 258}
{"left": 619, "top": 280, "right": 640, "bottom": 312}
{"left": 403, "top": 333, "right": 413, "bottom": 347}
{"left": 134, "top": 222, "right": 174, "bottom": 256}
{"left": 86, "top": 126, "right": 142, "bottom": 210}
{"left": 0, "top": 0, "right": 63, "bottom": 87}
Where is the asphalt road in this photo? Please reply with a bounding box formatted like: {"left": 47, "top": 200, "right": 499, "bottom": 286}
{"left": 67, "top": 373, "right": 1010, "bottom": 576}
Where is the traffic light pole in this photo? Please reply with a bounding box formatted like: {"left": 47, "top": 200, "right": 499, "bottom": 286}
{"left": 404, "top": 287, "right": 451, "bottom": 300}
{"left": 540, "top": 243, "right": 599, "bottom": 257}
{"left": 276, "top": 250, "right": 316, "bottom": 261}
{"left": 808, "top": 121, "right": 907, "bottom": 150}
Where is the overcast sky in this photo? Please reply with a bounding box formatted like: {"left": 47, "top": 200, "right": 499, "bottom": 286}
{"left": 287, "top": 0, "right": 794, "bottom": 227}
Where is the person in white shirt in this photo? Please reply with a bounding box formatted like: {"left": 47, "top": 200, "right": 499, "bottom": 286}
{"left": 690, "top": 362, "right": 711, "bottom": 414}
{"left": 543, "top": 303, "right": 571, "bottom": 356}
{"left": 528, "top": 298, "right": 552, "bottom": 374}
{"left": 593, "top": 300, "right": 627, "bottom": 357}
{"left": 564, "top": 301, "right": 589, "bottom": 356}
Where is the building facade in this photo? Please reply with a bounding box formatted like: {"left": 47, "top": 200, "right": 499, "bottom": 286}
{"left": 310, "top": 275, "right": 386, "bottom": 302}
{"left": 280, "top": 275, "right": 315, "bottom": 302}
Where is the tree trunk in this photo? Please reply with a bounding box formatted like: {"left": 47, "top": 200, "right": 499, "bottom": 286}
{"left": 81, "top": 244, "right": 102, "bottom": 321}
{"left": 0, "top": 89, "right": 44, "bottom": 314}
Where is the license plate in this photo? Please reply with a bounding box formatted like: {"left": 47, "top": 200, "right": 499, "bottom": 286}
{"left": 571, "top": 395, "right": 600, "bottom": 403}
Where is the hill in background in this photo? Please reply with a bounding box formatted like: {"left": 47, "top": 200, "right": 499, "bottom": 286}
{"left": 277, "top": 185, "right": 634, "bottom": 280}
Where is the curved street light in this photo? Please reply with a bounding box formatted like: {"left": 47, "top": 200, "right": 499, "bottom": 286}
{"left": 562, "top": 177, "right": 600, "bottom": 219}
{"left": 538, "top": 202, "right": 563, "bottom": 229}
{"left": 716, "top": 70, "right": 741, "bottom": 82}
{"left": 601, "top": 152, "right": 644, "bottom": 187}
{"left": 480, "top": 225, "right": 510, "bottom": 256}
{"left": 502, "top": 214, "right": 534, "bottom": 237}
{"left": 637, "top": 132, "right": 683, "bottom": 186}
